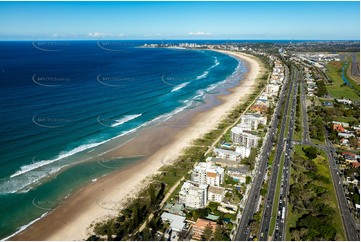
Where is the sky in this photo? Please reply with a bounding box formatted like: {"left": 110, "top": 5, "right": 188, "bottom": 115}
{"left": 0, "top": 1, "right": 359, "bottom": 40}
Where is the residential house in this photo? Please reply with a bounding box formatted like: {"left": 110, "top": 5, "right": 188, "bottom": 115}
{"left": 161, "top": 212, "right": 186, "bottom": 232}
{"left": 350, "top": 161, "right": 360, "bottom": 169}
{"left": 338, "top": 132, "right": 355, "bottom": 139}
{"left": 340, "top": 138, "right": 350, "bottom": 146}
{"left": 342, "top": 152, "right": 357, "bottom": 160}
{"left": 332, "top": 121, "right": 350, "bottom": 128}
{"left": 192, "top": 218, "right": 218, "bottom": 240}
{"left": 163, "top": 203, "right": 186, "bottom": 216}
{"left": 333, "top": 123, "right": 346, "bottom": 133}
{"left": 336, "top": 99, "right": 353, "bottom": 105}
{"left": 250, "top": 104, "right": 268, "bottom": 113}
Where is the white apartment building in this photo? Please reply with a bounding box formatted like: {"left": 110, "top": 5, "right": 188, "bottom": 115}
{"left": 265, "top": 83, "right": 280, "bottom": 96}
{"left": 213, "top": 148, "right": 241, "bottom": 161}
{"left": 208, "top": 186, "right": 225, "bottom": 203}
{"left": 235, "top": 145, "right": 251, "bottom": 158}
{"left": 240, "top": 113, "right": 267, "bottom": 130}
{"left": 231, "top": 128, "right": 260, "bottom": 148}
{"left": 179, "top": 181, "right": 208, "bottom": 209}
{"left": 191, "top": 162, "right": 224, "bottom": 186}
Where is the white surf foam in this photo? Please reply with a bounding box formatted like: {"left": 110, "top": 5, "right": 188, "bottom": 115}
{"left": 171, "top": 82, "right": 190, "bottom": 92}
{"left": 111, "top": 113, "right": 142, "bottom": 127}
{"left": 196, "top": 71, "right": 209, "bottom": 80}
{"left": 10, "top": 142, "right": 108, "bottom": 178}
{"left": 1, "top": 54, "right": 244, "bottom": 195}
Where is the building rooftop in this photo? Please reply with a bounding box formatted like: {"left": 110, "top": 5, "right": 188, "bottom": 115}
{"left": 207, "top": 171, "right": 217, "bottom": 178}
{"left": 194, "top": 218, "right": 217, "bottom": 230}
{"left": 206, "top": 157, "right": 239, "bottom": 167}
{"left": 228, "top": 165, "right": 250, "bottom": 174}
{"left": 161, "top": 212, "right": 186, "bottom": 232}
{"left": 208, "top": 186, "right": 225, "bottom": 195}
{"left": 194, "top": 162, "right": 225, "bottom": 175}
{"left": 182, "top": 181, "right": 208, "bottom": 191}
{"left": 214, "top": 148, "right": 240, "bottom": 156}
{"left": 164, "top": 203, "right": 185, "bottom": 216}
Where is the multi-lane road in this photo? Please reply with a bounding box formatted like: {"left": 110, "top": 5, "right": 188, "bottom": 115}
{"left": 298, "top": 65, "right": 360, "bottom": 241}
{"left": 276, "top": 67, "right": 298, "bottom": 241}
{"left": 233, "top": 65, "right": 290, "bottom": 241}
{"left": 235, "top": 57, "right": 359, "bottom": 241}
{"left": 258, "top": 65, "right": 298, "bottom": 241}
{"left": 321, "top": 132, "right": 360, "bottom": 241}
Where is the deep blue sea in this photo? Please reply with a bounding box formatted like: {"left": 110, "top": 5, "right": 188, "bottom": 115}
{"left": 0, "top": 40, "right": 245, "bottom": 238}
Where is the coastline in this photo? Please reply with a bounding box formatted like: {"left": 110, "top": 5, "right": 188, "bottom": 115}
{"left": 10, "top": 51, "right": 263, "bottom": 241}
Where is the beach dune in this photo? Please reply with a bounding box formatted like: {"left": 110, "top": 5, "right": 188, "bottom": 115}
{"left": 10, "top": 51, "right": 262, "bottom": 241}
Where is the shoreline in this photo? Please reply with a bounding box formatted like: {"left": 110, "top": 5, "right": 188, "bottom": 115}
{"left": 10, "top": 51, "right": 263, "bottom": 241}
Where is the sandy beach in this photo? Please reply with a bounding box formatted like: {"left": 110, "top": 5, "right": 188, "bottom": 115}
{"left": 10, "top": 51, "right": 262, "bottom": 241}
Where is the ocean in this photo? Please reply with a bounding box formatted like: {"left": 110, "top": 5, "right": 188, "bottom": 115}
{"left": 0, "top": 40, "right": 245, "bottom": 238}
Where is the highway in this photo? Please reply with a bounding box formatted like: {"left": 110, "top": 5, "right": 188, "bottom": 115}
{"left": 258, "top": 65, "right": 297, "bottom": 241}
{"left": 277, "top": 67, "right": 299, "bottom": 241}
{"left": 233, "top": 64, "right": 289, "bottom": 241}
{"left": 299, "top": 68, "right": 310, "bottom": 144}
{"left": 298, "top": 65, "right": 360, "bottom": 241}
{"left": 236, "top": 57, "right": 360, "bottom": 241}
{"left": 321, "top": 129, "right": 360, "bottom": 241}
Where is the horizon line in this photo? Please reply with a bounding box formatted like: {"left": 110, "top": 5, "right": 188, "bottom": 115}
{"left": 1, "top": 39, "right": 360, "bottom": 42}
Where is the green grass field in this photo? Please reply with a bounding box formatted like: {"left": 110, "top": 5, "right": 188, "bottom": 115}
{"left": 325, "top": 61, "right": 359, "bottom": 101}
{"left": 315, "top": 150, "right": 346, "bottom": 240}
{"left": 333, "top": 115, "right": 359, "bottom": 123}
{"left": 285, "top": 201, "right": 304, "bottom": 241}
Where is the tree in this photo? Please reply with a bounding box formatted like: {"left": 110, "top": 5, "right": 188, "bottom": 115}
{"left": 191, "top": 210, "right": 199, "bottom": 221}
{"left": 248, "top": 220, "right": 258, "bottom": 236}
{"left": 302, "top": 146, "right": 318, "bottom": 159}
{"left": 246, "top": 176, "right": 252, "bottom": 184}
{"left": 149, "top": 183, "right": 156, "bottom": 205}
{"left": 132, "top": 205, "right": 140, "bottom": 228}
{"left": 202, "top": 224, "right": 214, "bottom": 241}
{"left": 213, "top": 226, "right": 223, "bottom": 241}
{"left": 349, "top": 136, "right": 358, "bottom": 148}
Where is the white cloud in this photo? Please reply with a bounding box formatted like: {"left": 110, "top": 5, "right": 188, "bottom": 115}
{"left": 188, "top": 31, "right": 213, "bottom": 36}
{"left": 87, "top": 32, "right": 109, "bottom": 37}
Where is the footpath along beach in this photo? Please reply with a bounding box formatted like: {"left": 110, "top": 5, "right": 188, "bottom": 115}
{"left": 11, "top": 51, "right": 263, "bottom": 241}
